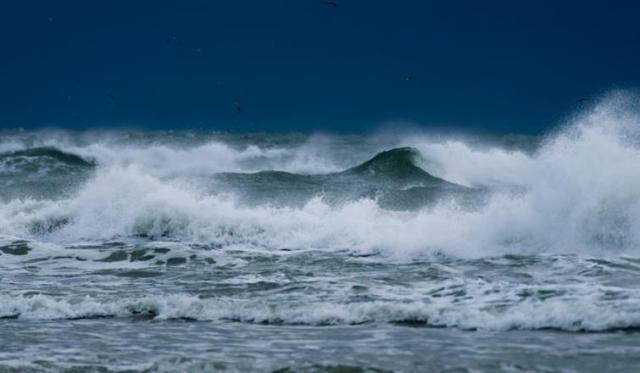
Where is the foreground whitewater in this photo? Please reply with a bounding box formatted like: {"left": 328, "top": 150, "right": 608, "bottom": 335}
{"left": 2, "top": 95, "right": 640, "bottom": 372}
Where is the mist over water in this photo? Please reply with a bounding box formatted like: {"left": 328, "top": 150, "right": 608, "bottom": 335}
{"left": 3, "top": 93, "right": 640, "bottom": 371}
{"left": 2, "top": 93, "right": 640, "bottom": 256}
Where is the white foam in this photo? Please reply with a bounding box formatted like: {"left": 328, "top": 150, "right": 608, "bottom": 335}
{"left": 2, "top": 93, "right": 640, "bottom": 257}
{"left": 0, "top": 133, "right": 344, "bottom": 177}
{"left": 3, "top": 283, "right": 640, "bottom": 331}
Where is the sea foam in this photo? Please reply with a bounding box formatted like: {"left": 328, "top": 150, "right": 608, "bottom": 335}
{"left": 1, "top": 93, "right": 640, "bottom": 258}
{"left": 3, "top": 282, "right": 640, "bottom": 331}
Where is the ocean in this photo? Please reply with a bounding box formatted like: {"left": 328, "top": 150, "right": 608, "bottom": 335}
{"left": 2, "top": 100, "right": 640, "bottom": 372}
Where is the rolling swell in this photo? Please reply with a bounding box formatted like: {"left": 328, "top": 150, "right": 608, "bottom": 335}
{"left": 0, "top": 146, "right": 95, "bottom": 168}
{"left": 2, "top": 94, "right": 640, "bottom": 256}
{"left": 343, "top": 147, "right": 440, "bottom": 183}
{"left": 214, "top": 147, "right": 476, "bottom": 209}
{"left": 0, "top": 147, "right": 95, "bottom": 201}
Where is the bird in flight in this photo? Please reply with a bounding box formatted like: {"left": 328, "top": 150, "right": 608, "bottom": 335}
{"left": 577, "top": 97, "right": 588, "bottom": 103}
{"left": 326, "top": 1, "right": 339, "bottom": 7}
{"left": 233, "top": 102, "right": 242, "bottom": 113}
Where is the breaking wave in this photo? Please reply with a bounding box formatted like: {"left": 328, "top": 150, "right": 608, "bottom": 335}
{"left": 1, "top": 93, "right": 640, "bottom": 258}
{"left": 0, "top": 146, "right": 95, "bottom": 168}
{"left": 3, "top": 286, "right": 640, "bottom": 332}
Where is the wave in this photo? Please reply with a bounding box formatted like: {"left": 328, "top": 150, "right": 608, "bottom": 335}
{"left": 0, "top": 146, "right": 94, "bottom": 174}
{"left": 343, "top": 147, "right": 439, "bottom": 182}
{"left": 0, "top": 146, "right": 95, "bottom": 166}
{"left": 0, "top": 146, "right": 96, "bottom": 201}
{"left": 0, "top": 133, "right": 350, "bottom": 177}
{"left": 219, "top": 146, "right": 448, "bottom": 185}
{"left": 3, "top": 287, "right": 639, "bottom": 331}
{"left": 1, "top": 93, "right": 640, "bottom": 257}
{"left": 214, "top": 146, "right": 474, "bottom": 208}
{"left": 0, "top": 159, "right": 488, "bottom": 256}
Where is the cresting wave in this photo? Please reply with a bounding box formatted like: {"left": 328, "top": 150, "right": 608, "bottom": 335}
{"left": 3, "top": 285, "right": 640, "bottom": 331}
{"left": 0, "top": 132, "right": 349, "bottom": 176}
{"left": 0, "top": 146, "right": 95, "bottom": 168}
{"left": 1, "top": 93, "right": 640, "bottom": 257}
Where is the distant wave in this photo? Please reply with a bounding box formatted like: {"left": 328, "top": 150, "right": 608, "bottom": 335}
{"left": 214, "top": 147, "right": 475, "bottom": 209}
{"left": 0, "top": 146, "right": 95, "bottom": 171}
{"left": 0, "top": 135, "right": 348, "bottom": 177}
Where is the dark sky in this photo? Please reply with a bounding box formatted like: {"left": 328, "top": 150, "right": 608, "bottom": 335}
{"left": 1, "top": 0, "right": 639, "bottom": 133}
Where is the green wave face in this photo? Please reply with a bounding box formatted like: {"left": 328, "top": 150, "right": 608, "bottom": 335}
{"left": 343, "top": 147, "right": 428, "bottom": 179}
{"left": 214, "top": 147, "right": 476, "bottom": 209}
{"left": 0, "top": 147, "right": 95, "bottom": 201}
{"left": 0, "top": 144, "right": 479, "bottom": 208}
{"left": 1, "top": 147, "right": 95, "bottom": 168}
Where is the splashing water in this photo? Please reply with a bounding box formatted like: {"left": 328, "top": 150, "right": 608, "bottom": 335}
{"left": 2, "top": 93, "right": 640, "bottom": 372}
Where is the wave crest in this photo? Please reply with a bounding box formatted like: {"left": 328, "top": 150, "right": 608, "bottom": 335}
{"left": 4, "top": 287, "right": 640, "bottom": 332}
{"left": 0, "top": 146, "right": 95, "bottom": 169}
{"left": 1, "top": 93, "right": 640, "bottom": 257}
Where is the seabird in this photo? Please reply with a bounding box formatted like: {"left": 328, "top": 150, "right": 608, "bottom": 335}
{"left": 577, "top": 98, "right": 588, "bottom": 103}
{"left": 233, "top": 102, "right": 242, "bottom": 113}
{"left": 326, "top": 1, "right": 339, "bottom": 7}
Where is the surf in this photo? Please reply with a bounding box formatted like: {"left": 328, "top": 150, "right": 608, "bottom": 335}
{"left": 1, "top": 93, "right": 640, "bottom": 258}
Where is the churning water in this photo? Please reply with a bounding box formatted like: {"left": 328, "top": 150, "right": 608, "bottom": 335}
{"left": 2, "top": 95, "right": 640, "bottom": 372}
